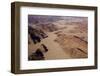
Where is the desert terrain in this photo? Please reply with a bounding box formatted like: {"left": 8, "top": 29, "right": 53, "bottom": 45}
{"left": 28, "top": 15, "right": 88, "bottom": 60}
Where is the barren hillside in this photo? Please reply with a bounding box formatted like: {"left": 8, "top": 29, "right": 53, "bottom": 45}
{"left": 28, "top": 15, "right": 88, "bottom": 60}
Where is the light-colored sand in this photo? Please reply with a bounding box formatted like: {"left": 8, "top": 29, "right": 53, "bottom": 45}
{"left": 42, "top": 32, "right": 71, "bottom": 60}
{"left": 28, "top": 20, "right": 88, "bottom": 60}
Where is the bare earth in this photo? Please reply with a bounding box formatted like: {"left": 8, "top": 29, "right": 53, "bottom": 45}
{"left": 28, "top": 19, "right": 88, "bottom": 60}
